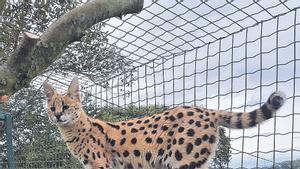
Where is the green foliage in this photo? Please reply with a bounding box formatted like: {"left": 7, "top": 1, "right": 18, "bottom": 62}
{"left": 255, "top": 159, "right": 300, "bottom": 169}
{"left": 1, "top": 1, "right": 232, "bottom": 168}
{"left": 0, "top": 0, "right": 5, "bottom": 14}
{"left": 1, "top": 87, "right": 81, "bottom": 168}
{"left": 0, "top": 1, "right": 135, "bottom": 168}
{"left": 0, "top": 1, "right": 78, "bottom": 63}
{"left": 1, "top": 1, "right": 132, "bottom": 83}
{"left": 91, "top": 104, "right": 232, "bottom": 169}
{"left": 1, "top": 89, "right": 232, "bottom": 169}
{"left": 86, "top": 104, "right": 166, "bottom": 122}
{"left": 209, "top": 127, "right": 231, "bottom": 169}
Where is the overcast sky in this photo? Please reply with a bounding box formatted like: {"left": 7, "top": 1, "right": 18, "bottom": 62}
{"left": 93, "top": 1, "right": 300, "bottom": 168}
{"left": 38, "top": 0, "right": 300, "bottom": 168}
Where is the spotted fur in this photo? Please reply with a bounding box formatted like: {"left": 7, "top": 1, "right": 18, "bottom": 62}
{"left": 43, "top": 78, "right": 285, "bottom": 169}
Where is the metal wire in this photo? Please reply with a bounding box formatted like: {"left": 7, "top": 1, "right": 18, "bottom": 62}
{"left": 84, "top": 5, "right": 300, "bottom": 168}
{"left": 2, "top": 0, "right": 300, "bottom": 168}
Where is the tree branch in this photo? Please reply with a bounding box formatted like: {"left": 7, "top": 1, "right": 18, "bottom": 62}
{"left": 0, "top": 0, "right": 144, "bottom": 97}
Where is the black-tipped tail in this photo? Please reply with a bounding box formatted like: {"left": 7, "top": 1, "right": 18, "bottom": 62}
{"left": 217, "top": 91, "right": 286, "bottom": 129}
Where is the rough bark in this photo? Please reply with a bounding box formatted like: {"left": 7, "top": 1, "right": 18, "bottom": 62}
{"left": 0, "top": 0, "right": 144, "bottom": 97}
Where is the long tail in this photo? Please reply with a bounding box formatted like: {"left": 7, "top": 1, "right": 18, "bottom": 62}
{"left": 217, "top": 91, "right": 286, "bottom": 129}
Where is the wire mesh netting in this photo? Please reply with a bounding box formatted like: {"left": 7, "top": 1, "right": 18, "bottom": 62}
{"left": 1, "top": 0, "right": 300, "bottom": 168}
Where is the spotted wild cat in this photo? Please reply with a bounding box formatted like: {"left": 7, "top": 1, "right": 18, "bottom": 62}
{"left": 43, "top": 77, "right": 285, "bottom": 169}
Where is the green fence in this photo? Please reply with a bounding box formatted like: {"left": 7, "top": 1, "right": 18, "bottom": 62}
{"left": 0, "top": 106, "right": 14, "bottom": 169}
{"left": 2, "top": 0, "right": 300, "bottom": 168}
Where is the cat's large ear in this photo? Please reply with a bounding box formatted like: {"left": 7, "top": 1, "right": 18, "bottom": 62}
{"left": 67, "top": 77, "right": 80, "bottom": 102}
{"left": 43, "top": 80, "right": 55, "bottom": 101}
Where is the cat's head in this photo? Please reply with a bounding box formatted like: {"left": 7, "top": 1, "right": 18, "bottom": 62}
{"left": 43, "top": 77, "right": 82, "bottom": 126}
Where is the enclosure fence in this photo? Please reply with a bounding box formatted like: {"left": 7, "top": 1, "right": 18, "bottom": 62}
{"left": 1, "top": 0, "right": 300, "bottom": 168}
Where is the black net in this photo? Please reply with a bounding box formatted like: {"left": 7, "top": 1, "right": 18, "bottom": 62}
{"left": 1, "top": 0, "right": 300, "bottom": 168}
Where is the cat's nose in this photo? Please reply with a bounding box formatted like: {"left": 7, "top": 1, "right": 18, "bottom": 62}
{"left": 55, "top": 112, "right": 63, "bottom": 120}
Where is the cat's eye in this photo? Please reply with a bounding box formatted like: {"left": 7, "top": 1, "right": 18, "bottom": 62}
{"left": 50, "top": 107, "right": 55, "bottom": 112}
{"left": 63, "top": 105, "right": 69, "bottom": 111}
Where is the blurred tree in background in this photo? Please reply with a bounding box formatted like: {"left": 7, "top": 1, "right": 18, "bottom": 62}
{"left": 3, "top": 88, "right": 232, "bottom": 168}
{"left": 0, "top": 0, "right": 231, "bottom": 168}
{"left": 209, "top": 127, "right": 231, "bottom": 169}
